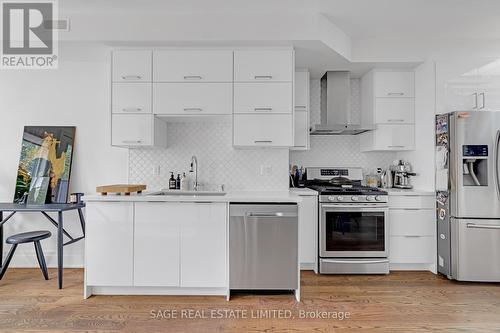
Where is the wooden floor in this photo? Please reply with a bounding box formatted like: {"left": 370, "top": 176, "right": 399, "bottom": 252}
{"left": 0, "top": 269, "right": 499, "bottom": 332}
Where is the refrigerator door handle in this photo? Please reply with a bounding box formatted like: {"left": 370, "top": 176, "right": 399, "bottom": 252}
{"left": 466, "top": 223, "right": 500, "bottom": 230}
{"left": 495, "top": 130, "right": 500, "bottom": 200}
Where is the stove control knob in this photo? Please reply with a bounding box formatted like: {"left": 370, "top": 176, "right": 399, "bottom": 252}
{"left": 375, "top": 196, "right": 383, "bottom": 201}
{"left": 337, "top": 196, "right": 344, "bottom": 201}
{"left": 366, "top": 196, "right": 374, "bottom": 201}
{"left": 351, "top": 196, "right": 359, "bottom": 201}
{"left": 328, "top": 196, "right": 336, "bottom": 201}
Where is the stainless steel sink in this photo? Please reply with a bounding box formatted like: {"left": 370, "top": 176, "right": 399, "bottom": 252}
{"left": 151, "top": 190, "right": 226, "bottom": 196}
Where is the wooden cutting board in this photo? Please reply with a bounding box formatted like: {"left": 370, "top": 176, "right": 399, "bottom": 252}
{"left": 96, "top": 184, "right": 146, "bottom": 195}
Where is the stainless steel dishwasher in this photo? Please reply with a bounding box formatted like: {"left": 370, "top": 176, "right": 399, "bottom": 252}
{"left": 229, "top": 204, "right": 298, "bottom": 290}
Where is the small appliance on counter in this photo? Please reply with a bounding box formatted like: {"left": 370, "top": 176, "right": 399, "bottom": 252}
{"left": 390, "top": 160, "right": 416, "bottom": 189}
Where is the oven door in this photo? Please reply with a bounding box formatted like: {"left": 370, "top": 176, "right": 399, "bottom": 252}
{"left": 320, "top": 204, "right": 388, "bottom": 258}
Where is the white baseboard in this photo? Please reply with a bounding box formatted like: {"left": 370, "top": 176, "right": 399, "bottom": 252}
{"left": 88, "top": 286, "right": 227, "bottom": 298}
{"left": 300, "top": 262, "right": 316, "bottom": 270}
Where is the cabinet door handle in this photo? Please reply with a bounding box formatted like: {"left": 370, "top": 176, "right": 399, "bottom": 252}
{"left": 254, "top": 75, "right": 273, "bottom": 80}
{"left": 388, "top": 145, "right": 405, "bottom": 148}
{"left": 387, "top": 92, "right": 404, "bottom": 96}
{"left": 473, "top": 92, "right": 478, "bottom": 109}
{"left": 183, "top": 75, "right": 203, "bottom": 80}
{"left": 121, "top": 75, "right": 142, "bottom": 80}
{"left": 254, "top": 107, "right": 273, "bottom": 112}
{"left": 122, "top": 140, "right": 142, "bottom": 144}
{"left": 122, "top": 107, "right": 143, "bottom": 112}
{"left": 295, "top": 105, "right": 307, "bottom": 109}
{"left": 467, "top": 223, "right": 500, "bottom": 230}
{"left": 387, "top": 119, "right": 405, "bottom": 122}
{"left": 480, "top": 92, "right": 486, "bottom": 109}
{"left": 183, "top": 108, "right": 203, "bottom": 112}
{"left": 254, "top": 140, "right": 273, "bottom": 143}
{"left": 403, "top": 235, "right": 421, "bottom": 238}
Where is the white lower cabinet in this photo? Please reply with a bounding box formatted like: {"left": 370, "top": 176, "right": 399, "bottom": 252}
{"left": 388, "top": 194, "right": 436, "bottom": 271}
{"left": 134, "top": 202, "right": 180, "bottom": 286}
{"left": 297, "top": 194, "right": 318, "bottom": 269}
{"left": 86, "top": 202, "right": 134, "bottom": 286}
{"left": 180, "top": 203, "right": 226, "bottom": 287}
{"left": 85, "top": 201, "right": 227, "bottom": 293}
{"left": 233, "top": 114, "right": 293, "bottom": 147}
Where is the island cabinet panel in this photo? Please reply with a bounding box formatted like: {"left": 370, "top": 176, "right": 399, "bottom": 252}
{"left": 133, "top": 202, "right": 227, "bottom": 288}
{"left": 86, "top": 202, "right": 134, "bottom": 286}
{"left": 134, "top": 202, "right": 181, "bottom": 287}
{"left": 180, "top": 203, "right": 227, "bottom": 287}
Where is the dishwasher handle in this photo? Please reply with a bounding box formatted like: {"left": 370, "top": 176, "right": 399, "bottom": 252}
{"left": 246, "top": 212, "right": 297, "bottom": 218}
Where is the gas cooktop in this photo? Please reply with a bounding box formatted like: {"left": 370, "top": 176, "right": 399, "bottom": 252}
{"left": 307, "top": 184, "right": 387, "bottom": 196}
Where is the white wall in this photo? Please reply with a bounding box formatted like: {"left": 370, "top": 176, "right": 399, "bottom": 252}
{"left": 0, "top": 43, "right": 128, "bottom": 267}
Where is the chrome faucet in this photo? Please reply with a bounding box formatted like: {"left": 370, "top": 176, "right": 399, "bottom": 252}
{"left": 190, "top": 155, "right": 198, "bottom": 191}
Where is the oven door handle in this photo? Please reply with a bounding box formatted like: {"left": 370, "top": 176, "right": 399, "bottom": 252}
{"left": 321, "top": 204, "right": 388, "bottom": 211}
{"left": 321, "top": 259, "right": 389, "bottom": 264}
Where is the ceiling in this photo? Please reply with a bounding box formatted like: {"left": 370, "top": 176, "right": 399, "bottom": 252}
{"left": 62, "top": 0, "right": 500, "bottom": 41}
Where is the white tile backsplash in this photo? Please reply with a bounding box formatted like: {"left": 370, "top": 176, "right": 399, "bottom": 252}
{"left": 129, "top": 120, "right": 289, "bottom": 190}
{"left": 290, "top": 79, "right": 397, "bottom": 175}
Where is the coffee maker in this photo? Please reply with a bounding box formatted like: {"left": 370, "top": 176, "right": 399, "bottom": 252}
{"left": 391, "top": 160, "right": 416, "bottom": 189}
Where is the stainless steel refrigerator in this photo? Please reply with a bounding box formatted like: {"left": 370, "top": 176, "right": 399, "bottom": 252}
{"left": 436, "top": 111, "right": 500, "bottom": 282}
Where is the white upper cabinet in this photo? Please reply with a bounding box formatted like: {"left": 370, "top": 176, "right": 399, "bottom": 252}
{"left": 361, "top": 70, "right": 415, "bottom": 151}
{"left": 233, "top": 83, "right": 293, "bottom": 114}
{"left": 436, "top": 58, "right": 500, "bottom": 113}
{"left": 374, "top": 71, "right": 415, "bottom": 98}
{"left": 374, "top": 98, "right": 415, "bottom": 124}
{"left": 154, "top": 83, "right": 232, "bottom": 115}
{"left": 294, "top": 71, "right": 309, "bottom": 109}
{"left": 233, "top": 114, "right": 293, "bottom": 147}
{"left": 153, "top": 50, "right": 233, "bottom": 82}
{"left": 112, "top": 83, "right": 152, "bottom": 114}
{"left": 291, "top": 70, "right": 310, "bottom": 150}
{"left": 234, "top": 50, "right": 293, "bottom": 82}
{"left": 112, "top": 50, "right": 152, "bottom": 82}
{"left": 360, "top": 124, "right": 415, "bottom": 151}
{"left": 112, "top": 114, "right": 167, "bottom": 147}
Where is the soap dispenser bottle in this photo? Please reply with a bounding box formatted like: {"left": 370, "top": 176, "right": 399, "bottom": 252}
{"left": 176, "top": 174, "right": 181, "bottom": 189}
{"left": 180, "top": 173, "right": 188, "bottom": 191}
{"left": 169, "top": 172, "right": 176, "bottom": 189}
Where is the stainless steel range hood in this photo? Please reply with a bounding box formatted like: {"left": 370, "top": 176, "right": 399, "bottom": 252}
{"left": 310, "top": 71, "right": 372, "bottom": 135}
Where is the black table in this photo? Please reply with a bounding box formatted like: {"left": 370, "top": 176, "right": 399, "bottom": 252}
{"left": 0, "top": 203, "right": 86, "bottom": 289}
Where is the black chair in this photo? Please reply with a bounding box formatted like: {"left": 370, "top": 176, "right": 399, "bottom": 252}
{"left": 0, "top": 230, "right": 51, "bottom": 280}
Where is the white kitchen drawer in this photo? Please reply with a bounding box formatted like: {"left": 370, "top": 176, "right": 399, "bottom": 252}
{"left": 389, "top": 236, "right": 435, "bottom": 264}
{"left": 389, "top": 195, "right": 435, "bottom": 209}
{"left": 234, "top": 50, "right": 293, "bottom": 82}
{"left": 112, "top": 83, "right": 151, "bottom": 114}
{"left": 112, "top": 50, "right": 152, "bottom": 82}
{"left": 293, "top": 110, "right": 309, "bottom": 149}
{"left": 153, "top": 50, "right": 233, "bottom": 82}
{"left": 233, "top": 114, "right": 293, "bottom": 147}
{"left": 112, "top": 114, "right": 152, "bottom": 146}
{"left": 375, "top": 98, "right": 414, "bottom": 124}
{"left": 234, "top": 83, "right": 292, "bottom": 114}
{"left": 153, "top": 83, "right": 232, "bottom": 115}
{"left": 374, "top": 71, "right": 415, "bottom": 98}
{"left": 295, "top": 71, "right": 310, "bottom": 109}
{"left": 389, "top": 209, "right": 435, "bottom": 236}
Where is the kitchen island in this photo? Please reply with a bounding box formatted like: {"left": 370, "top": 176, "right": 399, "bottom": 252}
{"left": 83, "top": 191, "right": 301, "bottom": 300}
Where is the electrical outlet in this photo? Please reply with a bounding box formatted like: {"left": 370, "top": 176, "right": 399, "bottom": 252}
{"left": 153, "top": 165, "right": 161, "bottom": 176}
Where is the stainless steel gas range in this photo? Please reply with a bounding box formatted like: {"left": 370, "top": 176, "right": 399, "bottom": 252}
{"left": 306, "top": 167, "right": 390, "bottom": 274}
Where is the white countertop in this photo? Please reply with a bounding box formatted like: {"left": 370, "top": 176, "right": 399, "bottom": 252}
{"left": 83, "top": 190, "right": 302, "bottom": 203}
{"left": 385, "top": 188, "right": 435, "bottom": 196}
{"left": 289, "top": 187, "right": 318, "bottom": 196}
